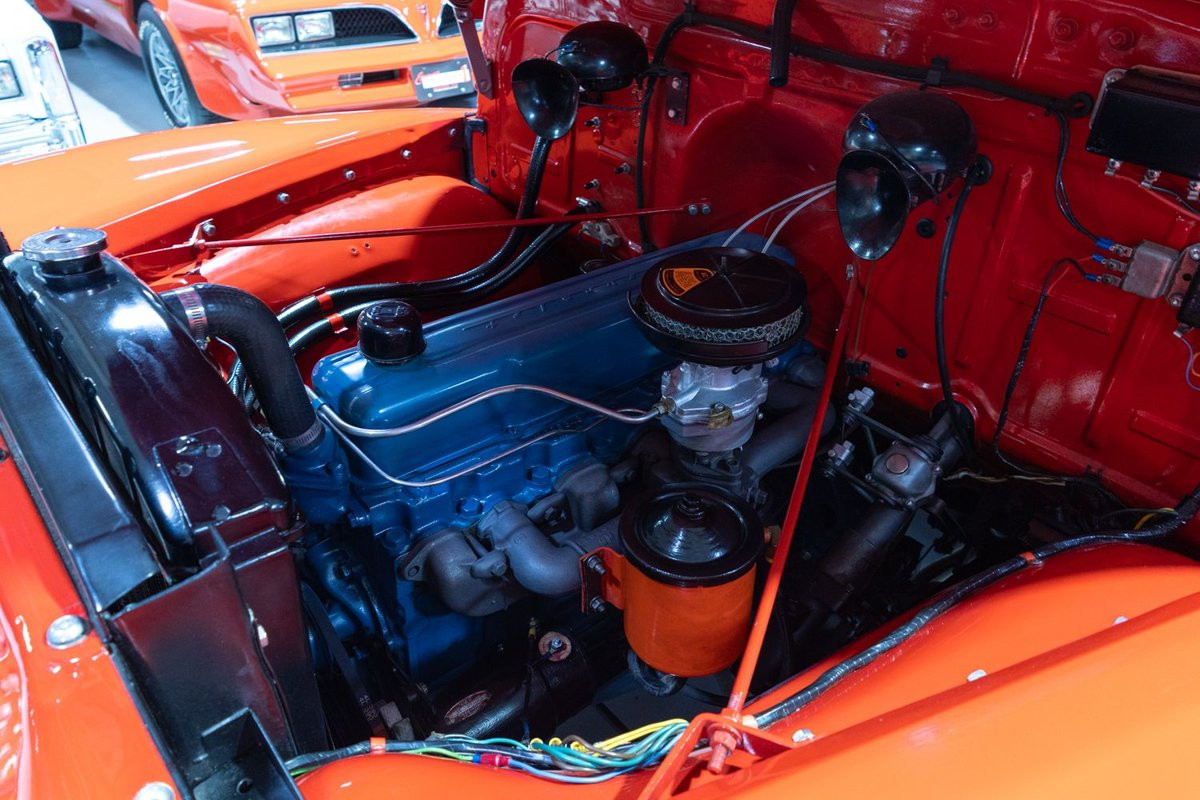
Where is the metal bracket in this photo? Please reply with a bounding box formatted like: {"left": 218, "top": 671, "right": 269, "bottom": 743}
{"left": 452, "top": 2, "right": 493, "bottom": 99}
{"left": 663, "top": 70, "right": 690, "bottom": 126}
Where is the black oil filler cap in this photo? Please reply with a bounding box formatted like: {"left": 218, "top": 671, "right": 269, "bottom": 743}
{"left": 358, "top": 300, "right": 426, "bottom": 365}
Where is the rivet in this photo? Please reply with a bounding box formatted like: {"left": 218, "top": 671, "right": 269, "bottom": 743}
{"left": 46, "top": 615, "right": 88, "bottom": 649}
{"left": 1052, "top": 16, "right": 1079, "bottom": 41}
{"left": 1107, "top": 26, "right": 1135, "bottom": 50}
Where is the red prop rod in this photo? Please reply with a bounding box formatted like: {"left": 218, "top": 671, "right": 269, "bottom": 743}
{"left": 124, "top": 201, "right": 711, "bottom": 261}
{"left": 706, "top": 274, "right": 862, "bottom": 772}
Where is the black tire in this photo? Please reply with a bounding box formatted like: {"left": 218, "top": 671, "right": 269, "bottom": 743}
{"left": 136, "top": 5, "right": 220, "bottom": 127}
{"left": 47, "top": 19, "right": 83, "bottom": 50}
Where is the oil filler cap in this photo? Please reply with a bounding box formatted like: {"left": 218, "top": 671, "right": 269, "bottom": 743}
{"left": 22, "top": 228, "right": 107, "bottom": 276}
{"left": 358, "top": 300, "right": 426, "bottom": 365}
{"left": 631, "top": 246, "right": 808, "bottom": 366}
{"left": 620, "top": 484, "right": 762, "bottom": 587}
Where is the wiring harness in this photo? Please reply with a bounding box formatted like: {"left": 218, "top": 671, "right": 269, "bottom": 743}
{"left": 286, "top": 719, "right": 692, "bottom": 784}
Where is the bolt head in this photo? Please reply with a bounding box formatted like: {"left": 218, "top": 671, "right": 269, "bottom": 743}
{"left": 200, "top": 221, "right": 217, "bottom": 237}
{"left": 276, "top": 192, "right": 290, "bottom": 204}
{"left": 1169, "top": 293, "right": 1184, "bottom": 308}
{"left": 402, "top": 149, "right": 413, "bottom": 159}
{"left": 343, "top": 168, "right": 357, "bottom": 181}
{"left": 1189, "top": 247, "right": 1200, "bottom": 261}
{"left": 133, "top": 782, "right": 176, "bottom": 800}
{"left": 46, "top": 615, "right": 88, "bottom": 649}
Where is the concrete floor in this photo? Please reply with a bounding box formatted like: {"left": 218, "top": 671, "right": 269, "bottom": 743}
{"left": 63, "top": 30, "right": 169, "bottom": 142}
{"left": 62, "top": 29, "right": 475, "bottom": 145}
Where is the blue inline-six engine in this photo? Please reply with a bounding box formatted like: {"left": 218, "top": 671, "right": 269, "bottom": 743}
{"left": 285, "top": 235, "right": 819, "bottom": 696}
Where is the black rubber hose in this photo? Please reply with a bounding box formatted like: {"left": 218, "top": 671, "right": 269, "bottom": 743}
{"left": 934, "top": 166, "right": 987, "bottom": 450}
{"left": 768, "top": 0, "right": 798, "bottom": 86}
{"left": 281, "top": 221, "right": 573, "bottom": 361}
{"left": 635, "top": 12, "right": 692, "bottom": 250}
{"left": 275, "top": 136, "right": 554, "bottom": 331}
{"left": 162, "top": 284, "right": 320, "bottom": 450}
{"left": 750, "top": 481, "right": 1200, "bottom": 730}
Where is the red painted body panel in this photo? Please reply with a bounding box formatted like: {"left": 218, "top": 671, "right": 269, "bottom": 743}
{"left": 0, "top": 435, "right": 174, "bottom": 800}
{"left": 295, "top": 545, "right": 1200, "bottom": 798}
{"left": 0, "top": 109, "right": 469, "bottom": 255}
{"left": 2, "top": 0, "right": 1200, "bottom": 795}
{"left": 471, "top": 0, "right": 1200, "bottom": 510}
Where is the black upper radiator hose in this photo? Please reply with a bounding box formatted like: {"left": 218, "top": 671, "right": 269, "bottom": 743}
{"left": 162, "top": 284, "right": 322, "bottom": 452}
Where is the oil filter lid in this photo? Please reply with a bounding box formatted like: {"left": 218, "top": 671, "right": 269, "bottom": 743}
{"left": 631, "top": 246, "right": 809, "bottom": 366}
{"left": 620, "top": 483, "right": 762, "bottom": 587}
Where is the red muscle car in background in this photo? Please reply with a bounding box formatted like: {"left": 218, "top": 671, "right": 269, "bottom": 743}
{"left": 32, "top": 0, "right": 478, "bottom": 125}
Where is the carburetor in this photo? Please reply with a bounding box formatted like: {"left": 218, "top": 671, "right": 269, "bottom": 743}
{"left": 632, "top": 246, "right": 809, "bottom": 454}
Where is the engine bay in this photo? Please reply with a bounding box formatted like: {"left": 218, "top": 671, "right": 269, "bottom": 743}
{"left": 2, "top": 1, "right": 1200, "bottom": 797}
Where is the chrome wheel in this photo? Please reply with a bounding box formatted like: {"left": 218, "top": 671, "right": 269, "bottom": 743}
{"left": 143, "top": 25, "right": 190, "bottom": 125}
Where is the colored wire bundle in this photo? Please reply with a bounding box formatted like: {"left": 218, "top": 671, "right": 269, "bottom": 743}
{"left": 285, "top": 719, "right": 692, "bottom": 784}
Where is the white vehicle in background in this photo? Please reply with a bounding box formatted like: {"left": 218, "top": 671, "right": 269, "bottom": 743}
{"left": 0, "top": 0, "right": 84, "bottom": 162}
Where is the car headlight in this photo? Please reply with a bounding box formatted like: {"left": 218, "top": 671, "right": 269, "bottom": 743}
{"left": 294, "top": 11, "right": 334, "bottom": 42}
{"left": 0, "top": 61, "right": 21, "bottom": 100}
{"left": 251, "top": 15, "right": 296, "bottom": 47}
{"left": 26, "top": 41, "right": 74, "bottom": 117}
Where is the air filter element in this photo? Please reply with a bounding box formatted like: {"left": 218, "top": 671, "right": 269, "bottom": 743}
{"left": 631, "top": 247, "right": 808, "bottom": 366}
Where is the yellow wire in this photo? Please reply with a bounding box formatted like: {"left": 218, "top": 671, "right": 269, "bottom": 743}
{"left": 595, "top": 718, "right": 687, "bottom": 750}
{"left": 1135, "top": 508, "right": 1175, "bottom": 530}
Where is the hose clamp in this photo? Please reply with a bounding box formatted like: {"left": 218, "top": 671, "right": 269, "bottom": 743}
{"left": 280, "top": 419, "right": 325, "bottom": 453}
{"left": 174, "top": 286, "right": 209, "bottom": 347}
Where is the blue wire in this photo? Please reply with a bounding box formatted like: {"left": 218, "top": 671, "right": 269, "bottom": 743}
{"left": 509, "top": 761, "right": 642, "bottom": 784}
{"left": 1178, "top": 334, "right": 1200, "bottom": 393}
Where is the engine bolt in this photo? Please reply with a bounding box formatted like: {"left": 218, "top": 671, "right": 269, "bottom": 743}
{"left": 589, "top": 596, "right": 609, "bottom": 613}
{"left": 1189, "top": 247, "right": 1200, "bottom": 261}
{"left": 402, "top": 149, "right": 414, "bottom": 160}
{"left": 276, "top": 192, "right": 290, "bottom": 205}
{"left": 46, "top": 615, "right": 88, "bottom": 649}
{"left": 1169, "top": 293, "right": 1184, "bottom": 308}
{"left": 584, "top": 554, "right": 608, "bottom": 575}
{"left": 343, "top": 168, "right": 357, "bottom": 181}
{"left": 133, "top": 782, "right": 176, "bottom": 800}
{"left": 200, "top": 221, "right": 217, "bottom": 237}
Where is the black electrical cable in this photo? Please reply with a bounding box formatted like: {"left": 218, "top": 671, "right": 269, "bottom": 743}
{"left": 632, "top": 12, "right": 1092, "bottom": 249}
{"left": 1147, "top": 184, "right": 1200, "bottom": 217}
{"left": 634, "top": 12, "right": 693, "bottom": 250}
{"left": 275, "top": 135, "right": 554, "bottom": 333}
{"left": 989, "top": 257, "right": 1125, "bottom": 508}
{"left": 933, "top": 165, "right": 986, "bottom": 450}
{"left": 1052, "top": 112, "right": 1108, "bottom": 246}
{"left": 992, "top": 257, "right": 1090, "bottom": 472}
{"left": 281, "top": 221, "right": 574, "bottom": 361}
{"left": 750, "top": 479, "right": 1200, "bottom": 730}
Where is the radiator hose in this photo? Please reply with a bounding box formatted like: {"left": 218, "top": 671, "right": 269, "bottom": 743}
{"left": 162, "top": 284, "right": 322, "bottom": 452}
